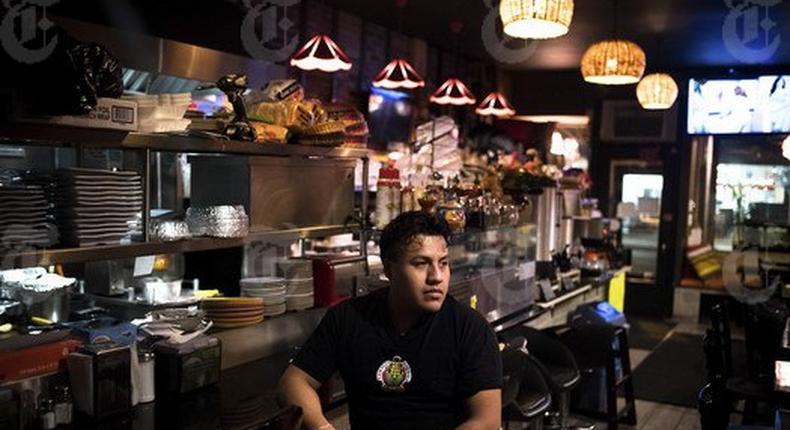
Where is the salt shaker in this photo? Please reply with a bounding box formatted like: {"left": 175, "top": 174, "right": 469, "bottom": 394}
{"left": 53, "top": 385, "right": 73, "bottom": 425}
{"left": 138, "top": 351, "right": 156, "bottom": 403}
{"left": 38, "top": 396, "right": 55, "bottom": 430}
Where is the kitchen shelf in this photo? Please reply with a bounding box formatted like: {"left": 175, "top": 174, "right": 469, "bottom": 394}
{"left": 0, "top": 123, "right": 369, "bottom": 158}
{"left": 0, "top": 224, "right": 356, "bottom": 269}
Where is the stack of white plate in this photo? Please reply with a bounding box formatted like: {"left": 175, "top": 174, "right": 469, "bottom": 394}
{"left": 276, "top": 259, "right": 313, "bottom": 279}
{"left": 53, "top": 168, "right": 143, "bottom": 246}
{"left": 240, "top": 277, "right": 287, "bottom": 317}
{"left": 285, "top": 277, "right": 314, "bottom": 311}
{"left": 0, "top": 185, "right": 57, "bottom": 248}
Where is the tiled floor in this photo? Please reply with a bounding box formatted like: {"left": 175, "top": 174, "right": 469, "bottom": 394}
{"left": 326, "top": 320, "right": 721, "bottom": 430}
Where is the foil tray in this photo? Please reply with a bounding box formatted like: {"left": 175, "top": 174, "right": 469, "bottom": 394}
{"left": 150, "top": 220, "right": 191, "bottom": 242}
{"left": 186, "top": 205, "right": 249, "bottom": 238}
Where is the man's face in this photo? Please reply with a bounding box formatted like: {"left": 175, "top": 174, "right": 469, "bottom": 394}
{"left": 385, "top": 235, "right": 450, "bottom": 313}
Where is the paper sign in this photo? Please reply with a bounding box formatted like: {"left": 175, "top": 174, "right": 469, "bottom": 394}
{"left": 133, "top": 256, "right": 155, "bottom": 277}
{"left": 539, "top": 279, "right": 555, "bottom": 301}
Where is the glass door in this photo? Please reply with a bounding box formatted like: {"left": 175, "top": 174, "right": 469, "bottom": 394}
{"left": 614, "top": 169, "right": 664, "bottom": 278}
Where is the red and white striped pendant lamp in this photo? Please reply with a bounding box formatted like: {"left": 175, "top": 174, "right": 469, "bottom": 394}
{"left": 475, "top": 92, "right": 516, "bottom": 117}
{"left": 430, "top": 78, "right": 476, "bottom": 105}
{"left": 290, "top": 35, "right": 352, "bottom": 73}
{"left": 372, "top": 59, "right": 425, "bottom": 89}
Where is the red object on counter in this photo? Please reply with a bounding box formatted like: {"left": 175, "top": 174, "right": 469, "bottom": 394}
{"left": 312, "top": 259, "right": 349, "bottom": 308}
{"left": 0, "top": 339, "right": 82, "bottom": 383}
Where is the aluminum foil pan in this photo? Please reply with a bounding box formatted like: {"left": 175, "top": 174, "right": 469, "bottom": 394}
{"left": 150, "top": 220, "right": 191, "bottom": 242}
{"left": 186, "top": 205, "right": 249, "bottom": 238}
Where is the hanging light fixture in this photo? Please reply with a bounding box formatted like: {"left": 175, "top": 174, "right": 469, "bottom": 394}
{"left": 580, "top": 39, "right": 646, "bottom": 85}
{"left": 475, "top": 92, "right": 516, "bottom": 116}
{"left": 372, "top": 0, "right": 424, "bottom": 89}
{"left": 290, "top": 34, "right": 352, "bottom": 73}
{"left": 372, "top": 59, "right": 425, "bottom": 89}
{"left": 430, "top": 78, "right": 476, "bottom": 105}
{"left": 499, "top": 0, "right": 574, "bottom": 40}
{"left": 636, "top": 73, "right": 678, "bottom": 110}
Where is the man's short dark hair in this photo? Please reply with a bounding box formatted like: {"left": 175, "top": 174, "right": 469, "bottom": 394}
{"left": 379, "top": 211, "right": 451, "bottom": 262}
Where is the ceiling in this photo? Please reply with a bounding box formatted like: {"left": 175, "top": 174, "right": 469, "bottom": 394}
{"left": 50, "top": 0, "right": 790, "bottom": 72}
{"left": 325, "top": 0, "right": 790, "bottom": 71}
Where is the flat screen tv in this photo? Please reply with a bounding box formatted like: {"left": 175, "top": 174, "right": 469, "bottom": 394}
{"left": 688, "top": 75, "right": 790, "bottom": 135}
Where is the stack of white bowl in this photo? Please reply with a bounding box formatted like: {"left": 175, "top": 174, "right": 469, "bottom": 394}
{"left": 277, "top": 259, "right": 314, "bottom": 311}
{"left": 239, "top": 277, "right": 287, "bottom": 317}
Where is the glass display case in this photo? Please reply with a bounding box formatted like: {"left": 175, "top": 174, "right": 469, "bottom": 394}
{"left": 446, "top": 224, "right": 537, "bottom": 324}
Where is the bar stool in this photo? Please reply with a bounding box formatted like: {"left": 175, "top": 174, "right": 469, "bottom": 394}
{"left": 500, "top": 326, "right": 589, "bottom": 430}
{"left": 560, "top": 324, "right": 636, "bottom": 430}
{"left": 501, "top": 337, "right": 553, "bottom": 430}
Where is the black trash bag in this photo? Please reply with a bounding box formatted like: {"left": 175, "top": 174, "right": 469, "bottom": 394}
{"left": 2, "top": 28, "right": 123, "bottom": 116}
{"left": 62, "top": 41, "right": 125, "bottom": 113}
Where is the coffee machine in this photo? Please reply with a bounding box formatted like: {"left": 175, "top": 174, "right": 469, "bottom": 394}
{"left": 526, "top": 185, "right": 562, "bottom": 282}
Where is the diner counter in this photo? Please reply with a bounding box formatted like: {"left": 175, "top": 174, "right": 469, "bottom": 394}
{"left": 46, "top": 268, "right": 619, "bottom": 429}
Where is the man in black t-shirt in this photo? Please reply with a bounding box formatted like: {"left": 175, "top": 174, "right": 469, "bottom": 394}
{"left": 279, "top": 211, "right": 502, "bottom": 430}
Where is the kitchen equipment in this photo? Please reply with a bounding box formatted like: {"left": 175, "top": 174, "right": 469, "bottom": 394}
{"left": 84, "top": 260, "right": 131, "bottom": 297}
{"left": 153, "top": 335, "right": 221, "bottom": 396}
{"left": 574, "top": 217, "right": 604, "bottom": 241}
{"left": 311, "top": 255, "right": 367, "bottom": 307}
{"left": 13, "top": 283, "right": 72, "bottom": 323}
{"left": 66, "top": 343, "right": 132, "bottom": 420}
{"left": 142, "top": 279, "right": 183, "bottom": 304}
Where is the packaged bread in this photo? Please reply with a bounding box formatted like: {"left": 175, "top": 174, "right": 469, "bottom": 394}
{"left": 262, "top": 79, "right": 304, "bottom": 102}
{"left": 250, "top": 122, "right": 289, "bottom": 143}
{"left": 247, "top": 100, "right": 299, "bottom": 126}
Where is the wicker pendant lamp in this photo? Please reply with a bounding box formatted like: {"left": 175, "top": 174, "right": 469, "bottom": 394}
{"left": 636, "top": 73, "right": 678, "bottom": 110}
{"left": 581, "top": 39, "right": 645, "bottom": 85}
{"left": 499, "top": 0, "right": 574, "bottom": 40}
{"left": 580, "top": 0, "right": 645, "bottom": 85}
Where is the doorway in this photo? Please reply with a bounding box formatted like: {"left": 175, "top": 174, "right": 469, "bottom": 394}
{"left": 610, "top": 162, "right": 664, "bottom": 279}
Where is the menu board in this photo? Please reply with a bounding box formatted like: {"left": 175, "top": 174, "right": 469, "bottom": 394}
{"left": 687, "top": 75, "right": 790, "bottom": 134}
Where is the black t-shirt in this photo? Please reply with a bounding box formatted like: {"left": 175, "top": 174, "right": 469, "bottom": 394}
{"left": 292, "top": 288, "right": 503, "bottom": 430}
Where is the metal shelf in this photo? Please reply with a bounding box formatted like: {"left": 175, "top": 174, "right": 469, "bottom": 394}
{"left": 0, "top": 224, "right": 356, "bottom": 269}
{"left": 0, "top": 123, "right": 369, "bottom": 158}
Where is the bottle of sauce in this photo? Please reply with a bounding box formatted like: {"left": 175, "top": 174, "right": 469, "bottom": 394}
{"left": 375, "top": 165, "right": 401, "bottom": 229}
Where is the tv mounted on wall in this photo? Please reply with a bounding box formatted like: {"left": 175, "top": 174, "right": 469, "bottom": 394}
{"left": 687, "top": 75, "right": 790, "bottom": 135}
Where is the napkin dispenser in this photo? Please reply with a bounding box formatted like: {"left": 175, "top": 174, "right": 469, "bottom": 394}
{"left": 66, "top": 343, "right": 132, "bottom": 419}
{"left": 153, "top": 335, "right": 221, "bottom": 396}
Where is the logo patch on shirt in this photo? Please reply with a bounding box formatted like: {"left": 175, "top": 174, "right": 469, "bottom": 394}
{"left": 376, "top": 355, "right": 412, "bottom": 392}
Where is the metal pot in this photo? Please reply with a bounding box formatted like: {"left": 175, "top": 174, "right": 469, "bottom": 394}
{"left": 13, "top": 285, "right": 72, "bottom": 323}
{"left": 573, "top": 217, "right": 604, "bottom": 241}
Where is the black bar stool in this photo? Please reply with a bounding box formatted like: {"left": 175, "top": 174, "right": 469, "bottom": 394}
{"left": 500, "top": 326, "right": 591, "bottom": 430}
{"left": 501, "top": 337, "right": 553, "bottom": 430}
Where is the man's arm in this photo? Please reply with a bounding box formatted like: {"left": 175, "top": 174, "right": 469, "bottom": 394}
{"left": 455, "top": 388, "right": 501, "bottom": 430}
{"left": 278, "top": 365, "right": 335, "bottom": 430}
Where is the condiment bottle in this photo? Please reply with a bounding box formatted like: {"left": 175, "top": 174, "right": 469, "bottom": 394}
{"left": 138, "top": 351, "right": 156, "bottom": 403}
{"left": 38, "top": 396, "right": 55, "bottom": 430}
{"left": 375, "top": 165, "right": 401, "bottom": 229}
{"left": 53, "top": 385, "right": 73, "bottom": 425}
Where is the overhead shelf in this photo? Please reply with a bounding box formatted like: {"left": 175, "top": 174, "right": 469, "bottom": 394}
{"left": 0, "top": 224, "right": 356, "bottom": 269}
{"left": 0, "top": 123, "right": 369, "bottom": 158}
